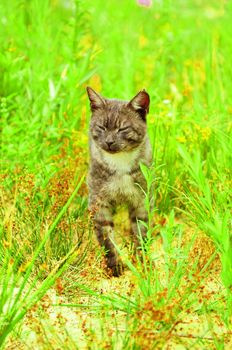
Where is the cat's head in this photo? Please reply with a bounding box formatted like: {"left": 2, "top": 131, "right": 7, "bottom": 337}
{"left": 87, "top": 87, "right": 150, "bottom": 154}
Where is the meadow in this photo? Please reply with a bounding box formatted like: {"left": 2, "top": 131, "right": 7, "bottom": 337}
{"left": 0, "top": 0, "right": 232, "bottom": 348}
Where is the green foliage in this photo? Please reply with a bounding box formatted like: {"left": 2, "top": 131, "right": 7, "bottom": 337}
{"left": 0, "top": 176, "right": 86, "bottom": 347}
{"left": 0, "top": 0, "right": 231, "bottom": 348}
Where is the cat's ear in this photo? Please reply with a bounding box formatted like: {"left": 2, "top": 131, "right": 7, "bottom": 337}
{"left": 86, "top": 86, "right": 106, "bottom": 111}
{"left": 128, "top": 90, "right": 150, "bottom": 119}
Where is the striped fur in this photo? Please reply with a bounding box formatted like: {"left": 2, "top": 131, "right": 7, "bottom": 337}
{"left": 87, "top": 87, "right": 152, "bottom": 276}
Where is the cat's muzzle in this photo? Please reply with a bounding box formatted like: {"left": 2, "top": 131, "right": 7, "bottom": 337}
{"left": 103, "top": 142, "right": 119, "bottom": 153}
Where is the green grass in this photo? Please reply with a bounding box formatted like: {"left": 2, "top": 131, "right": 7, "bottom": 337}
{"left": 0, "top": 0, "right": 231, "bottom": 348}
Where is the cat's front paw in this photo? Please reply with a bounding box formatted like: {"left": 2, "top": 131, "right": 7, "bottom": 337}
{"left": 111, "top": 261, "right": 124, "bottom": 277}
{"left": 107, "top": 258, "right": 124, "bottom": 277}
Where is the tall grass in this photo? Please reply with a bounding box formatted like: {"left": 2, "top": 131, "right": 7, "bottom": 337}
{"left": 1, "top": 0, "right": 231, "bottom": 348}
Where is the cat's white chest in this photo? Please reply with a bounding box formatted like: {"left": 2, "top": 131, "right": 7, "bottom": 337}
{"left": 101, "top": 149, "right": 140, "bottom": 201}
{"left": 109, "top": 174, "right": 135, "bottom": 195}
{"left": 103, "top": 149, "right": 141, "bottom": 199}
{"left": 102, "top": 149, "right": 139, "bottom": 174}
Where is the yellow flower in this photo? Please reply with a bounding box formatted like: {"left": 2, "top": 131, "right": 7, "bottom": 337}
{"left": 176, "top": 136, "right": 187, "bottom": 143}
{"left": 3, "top": 239, "right": 10, "bottom": 248}
{"left": 139, "top": 34, "right": 148, "bottom": 48}
{"left": 201, "top": 127, "right": 211, "bottom": 141}
{"left": 87, "top": 74, "right": 102, "bottom": 91}
{"left": 40, "top": 263, "right": 48, "bottom": 271}
{"left": 79, "top": 34, "right": 93, "bottom": 51}
{"left": 18, "top": 264, "right": 27, "bottom": 273}
{"left": 194, "top": 123, "right": 201, "bottom": 130}
{"left": 8, "top": 47, "right": 16, "bottom": 52}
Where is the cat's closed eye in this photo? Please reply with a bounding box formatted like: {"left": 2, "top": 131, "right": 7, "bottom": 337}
{"left": 97, "top": 125, "right": 106, "bottom": 131}
{"left": 118, "top": 126, "right": 131, "bottom": 132}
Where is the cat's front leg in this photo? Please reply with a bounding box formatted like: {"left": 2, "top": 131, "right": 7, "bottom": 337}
{"left": 90, "top": 201, "right": 123, "bottom": 277}
{"left": 129, "top": 203, "right": 148, "bottom": 252}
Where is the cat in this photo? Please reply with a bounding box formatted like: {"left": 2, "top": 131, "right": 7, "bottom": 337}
{"left": 87, "top": 87, "right": 152, "bottom": 276}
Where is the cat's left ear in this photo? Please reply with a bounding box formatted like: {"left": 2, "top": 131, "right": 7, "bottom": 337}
{"left": 86, "top": 86, "right": 106, "bottom": 112}
{"left": 128, "top": 90, "right": 150, "bottom": 119}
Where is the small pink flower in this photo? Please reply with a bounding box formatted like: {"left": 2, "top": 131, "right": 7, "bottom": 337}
{"left": 137, "top": 0, "right": 152, "bottom": 7}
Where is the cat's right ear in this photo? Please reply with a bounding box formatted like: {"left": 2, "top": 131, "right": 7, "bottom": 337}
{"left": 128, "top": 89, "right": 150, "bottom": 120}
{"left": 86, "top": 87, "right": 106, "bottom": 112}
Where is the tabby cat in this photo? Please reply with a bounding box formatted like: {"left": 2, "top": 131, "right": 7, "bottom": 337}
{"left": 87, "top": 87, "right": 152, "bottom": 276}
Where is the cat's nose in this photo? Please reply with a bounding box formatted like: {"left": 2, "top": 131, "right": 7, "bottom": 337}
{"left": 106, "top": 141, "right": 114, "bottom": 148}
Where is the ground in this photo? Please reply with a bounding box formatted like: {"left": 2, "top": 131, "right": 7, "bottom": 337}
{"left": 0, "top": 0, "right": 231, "bottom": 349}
